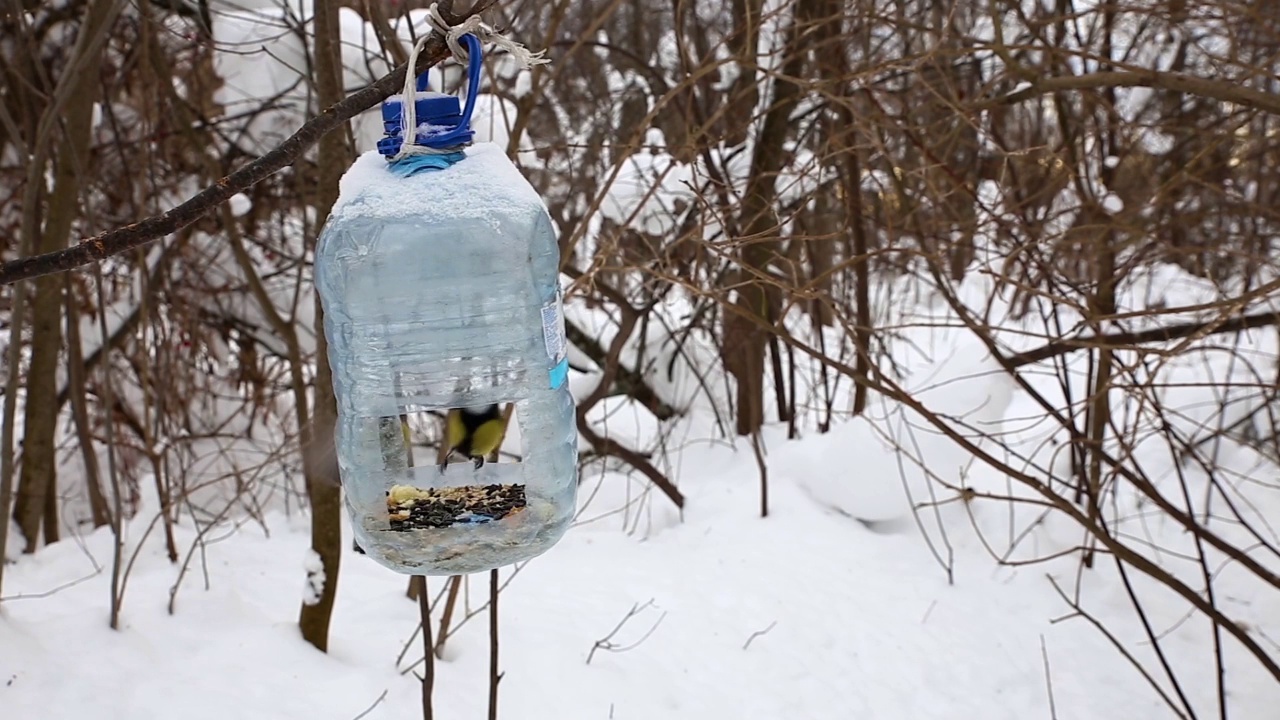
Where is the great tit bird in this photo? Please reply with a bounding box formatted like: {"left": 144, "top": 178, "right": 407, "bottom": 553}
{"left": 440, "top": 404, "right": 507, "bottom": 472}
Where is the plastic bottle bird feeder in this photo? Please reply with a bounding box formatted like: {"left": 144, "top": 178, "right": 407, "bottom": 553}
{"left": 314, "top": 35, "right": 577, "bottom": 576}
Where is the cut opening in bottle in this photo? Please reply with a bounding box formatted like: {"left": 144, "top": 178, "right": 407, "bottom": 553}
{"left": 348, "top": 395, "right": 573, "bottom": 575}
{"left": 382, "top": 402, "right": 528, "bottom": 534}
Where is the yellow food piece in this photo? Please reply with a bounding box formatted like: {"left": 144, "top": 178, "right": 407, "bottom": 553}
{"left": 387, "top": 484, "right": 431, "bottom": 507}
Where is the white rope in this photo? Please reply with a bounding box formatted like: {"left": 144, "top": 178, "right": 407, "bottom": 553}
{"left": 393, "top": 2, "right": 550, "bottom": 160}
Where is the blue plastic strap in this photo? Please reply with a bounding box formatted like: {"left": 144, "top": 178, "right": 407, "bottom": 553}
{"left": 379, "top": 33, "right": 485, "bottom": 157}
{"left": 417, "top": 33, "right": 483, "bottom": 149}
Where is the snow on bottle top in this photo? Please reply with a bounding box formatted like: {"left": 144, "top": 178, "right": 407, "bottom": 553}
{"left": 331, "top": 143, "right": 545, "bottom": 222}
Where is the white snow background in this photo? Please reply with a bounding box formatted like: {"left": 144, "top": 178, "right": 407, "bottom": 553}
{"left": 2, "top": 2, "right": 1279, "bottom": 719}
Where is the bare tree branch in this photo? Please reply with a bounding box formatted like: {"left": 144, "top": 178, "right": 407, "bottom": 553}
{"left": 577, "top": 419, "right": 685, "bottom": 509}
{"left": 1006, "top": 310, "right": 1280, "bottom": 369}
{"left": 992, "top": 69, "right": 1280, "bottom": 117}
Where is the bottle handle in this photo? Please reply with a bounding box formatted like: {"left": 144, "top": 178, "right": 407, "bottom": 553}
{"left": 412, "top": 33, "right": 483, "bottom": 149}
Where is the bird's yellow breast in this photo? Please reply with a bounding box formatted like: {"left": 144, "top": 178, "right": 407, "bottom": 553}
{"left": 468, "top": 418, "right": 506, "bottom": 458}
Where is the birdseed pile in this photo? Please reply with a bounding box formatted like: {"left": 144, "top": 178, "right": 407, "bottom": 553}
{"left": 386, "top": 483, "right": 528, "bottom": 530}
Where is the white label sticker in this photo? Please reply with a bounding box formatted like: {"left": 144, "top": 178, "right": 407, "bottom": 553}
{"left": 541, "top": 287, "right": 567, "bottom": 366}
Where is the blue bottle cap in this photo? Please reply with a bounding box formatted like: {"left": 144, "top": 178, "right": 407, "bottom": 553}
{"left": 376, "top": 92, "right": 474, "bottom": 157}
{"left": 377, "top": 35, "right": 483, "bottom": 158}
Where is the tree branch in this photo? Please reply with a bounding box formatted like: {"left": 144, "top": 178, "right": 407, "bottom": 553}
{"left": 1006, "top": 310, "right": 1280, "bottom": 369}
{"left": 576, "top": 418, "right": 685, "bottom": 509}
{"left": 0, "top": 0, "right": 500, "bottom": 286}
{"left": 991, "top": 69, "right": 1280, "bottom": 116}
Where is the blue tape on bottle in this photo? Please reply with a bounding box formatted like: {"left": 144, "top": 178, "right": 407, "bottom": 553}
{"left": 387, "top": 151, "right": 466, "bottom": 177}
{"left": 549, "top": 357, "right": 569, "bottom": 390}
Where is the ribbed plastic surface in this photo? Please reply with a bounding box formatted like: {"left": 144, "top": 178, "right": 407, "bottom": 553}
{"left": 314, "top": 143, "right": 577, "bottom": 575}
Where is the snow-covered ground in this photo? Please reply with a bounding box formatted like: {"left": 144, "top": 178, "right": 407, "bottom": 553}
{"left": 3, "top": 319, "right": 1278, "bottom": 719}
{"left": 0, "top": 457, "right": 1251, "bottom": 719}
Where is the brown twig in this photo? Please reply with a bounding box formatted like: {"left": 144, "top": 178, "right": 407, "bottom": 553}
{"left": 750, "top": 429, "right": 768, "bottom": 518}
{"left": 991, "top": 69, "right": 1280, "bottom": 117}
{"left": 415, "top": 576, "right": 434, "bottom": 720}
{"left": 433, "top": 575, "right": 462, "bottom": 658}
{"left": 586, "top": 599, "right": 666, "bottom": 665}
{"left": 562, "top": 315, "right": 678, "bottom": 420}
{"left": 576, "top": 419, "right": 684, "bottom": 508}
{"left": 1039, "top": 635, "right": 1059, "bottom": 720}
{"left": 742, "top": 620, "right": 777, "bottom": 650}
{"left": 351, "top": 689, "right": 389, "bottom": 720}
{"left": 488, "top": 568, "right": 500, "bottom": 720}
{"left": 95, "top": 263, "right": 125, "bottom": 631}
{"left": 1047, "top": 576, "right": 1190, "bottom": 720}
{"left": 1006, "top": 310, "right": 1280, "bottom": 369}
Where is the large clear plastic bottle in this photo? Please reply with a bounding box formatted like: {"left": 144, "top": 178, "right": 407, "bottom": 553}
{"left": 314, "top": 38, "right": 577, "bottom": 576}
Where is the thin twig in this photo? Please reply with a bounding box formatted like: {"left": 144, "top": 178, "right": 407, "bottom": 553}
{"left": 396, "top": 622, "right": 423, "bottom": 669}
{"left": 415, "top": 576, "right": 435, "bottom": 719}
{"left": 750, "top": 429, "right": 768, "bottom": 518}
{"left": 587, "top": 599, "right": 666, "bottom": 665}
{"left": 990, "top": 69, "right": 1280, "bottom": 116}
{"left": 1040, "top": 635, "right": 1058, "bottom": 720}
{"left": 94, "top": 263, "right": 125, "bottom": 631}
{"left": 742, "top": 620, "right": 777, "bottom": 650}
{"left": 1112, "top": 556, "right": 1199, "bottom": 718}
{"left": 577, "top": 420, "right": 684, "bottom": 508}
{"left": 433, "top": 576, "right": 462, "bottom": 658}
{"left": 352, "top": 689, "right": 389, "bottom": 720}
{"left": 0, "top": 569, "right": 101, "bottom": 601}
{"left": 1006, "top": 310, "right": 1280, "bottom": 369}
{"left": 1047, "top": 576, "right": 1190, "bottom": 720}
{"left": 488, "top": 568, "right": 500, "bottom": 720}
